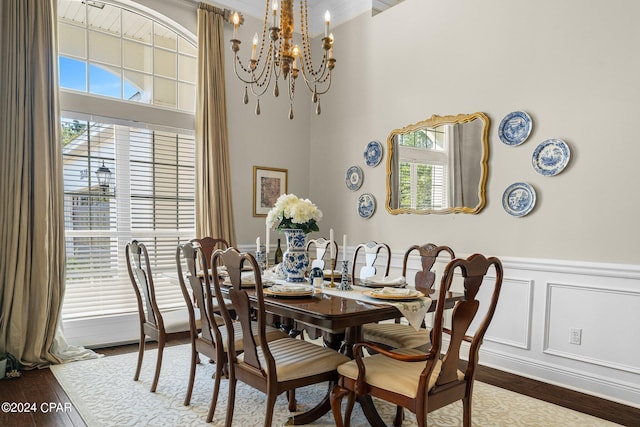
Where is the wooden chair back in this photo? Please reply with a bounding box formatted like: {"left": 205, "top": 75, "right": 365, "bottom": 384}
{"left": 351, "top": 241, "right": 391, "bottom": 280}
{"left": 176, "top": 242, "right": 222, "bottom": 348}
{"left": 402, "top": 243, "right": 455, "bottom": 294}
{"left": 126, "top": 240, "right": 161, "bottom": 330}
{"left": 211, "top": 247, "right": 267, "bottom": 374}
{"left": 190, "top": 237, "right": 229, "bottom": 271}
{"left": 305, "top": 237, "right": 338, "bottom": 271}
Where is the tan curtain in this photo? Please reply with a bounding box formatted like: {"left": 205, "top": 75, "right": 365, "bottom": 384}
{"left": 0, "top": 0, "right": 95, "bottom": 367}
{"left": 196, "top": 4, "right": 236, "bottom": 246}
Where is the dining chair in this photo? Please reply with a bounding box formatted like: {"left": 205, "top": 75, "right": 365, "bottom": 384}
{"left": 211, "top": 247, "right": 350, "bottom": 427}
{"left": 125, "top": 239, "right": 195, "bottom": 393}
{"left": 361, "top": 243, "right": 455, "bottom": 351}
{"left": 189, "top": 236, "right": 235, "bottom": 316}
{"left": 305, "top": 237, "right": 338, "bottom": 271}
{"left": 351, "top": 241, "right": 391, "bottom": 281}
{"left": 175, "top": 242, "right": 287, "bottom": 422}
{"left": 330, "top": 253, "right": 504, "bottom": 427}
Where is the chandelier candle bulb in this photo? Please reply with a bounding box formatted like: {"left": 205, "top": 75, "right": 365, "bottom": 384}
{"left": 272, "top": 0, "right": 277, "bottom": 27}
{"left": 251, "top": 33, "right": 258, "bottom": 60}
{"left": 292, "top": 45, "right": 298, "bottom": 69}
{"left": 232, "top": 12, "right": 239, "bottom": 39}
{"left": 256, "top": 237, "right": 260, "bottom": 253}
{"left": 324, "top": 10, "right": 330, "bottom": 37}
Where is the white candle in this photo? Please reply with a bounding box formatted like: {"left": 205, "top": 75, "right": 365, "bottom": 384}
{"left": 256, "top": 237, "right": 260, "bottom": 252}
{"left": 265, "top": 223, "right": 270, "bottom": 253}
{"left": 329, "top": 228, "right": 335, "bottom": 259}
{"left": 251, "top": 33, "right": 258, "bottom": 60}
{"left": 271, "top": 0, "right": 277, "bottom": 28}
{"left": 342, "top": 234, "right": 347, "bottom": 261}
{"left": 232, "top": 12, "right": 239, "bottom": 39}
{"left": 324, "top": 10, "right": 330, "bottom": 37}
{"left": 292, "top": 45, "right": 298, "bottom": 70}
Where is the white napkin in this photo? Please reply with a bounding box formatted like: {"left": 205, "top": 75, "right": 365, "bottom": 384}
{"left": 363, "top": 275, "right": 406, "bottom": 285}
{"left": 377, "top": 287, "right": 413, "bottom": 296}
{"left": 223, "top": 271, "right": 257, "bottom": 286}
{"left": 269, "top": 284, "right": 310, "bottom": 293}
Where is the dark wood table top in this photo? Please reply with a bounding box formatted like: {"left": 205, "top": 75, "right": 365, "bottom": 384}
{"left": 239, "top": 287, "right": 462, "bottom": 334}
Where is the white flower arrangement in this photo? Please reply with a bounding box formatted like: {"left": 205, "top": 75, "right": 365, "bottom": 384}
{"left": 266, "top": 194, "right": 322, "bottom": 234}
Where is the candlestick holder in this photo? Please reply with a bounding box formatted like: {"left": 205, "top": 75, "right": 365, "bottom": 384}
{"left": 255, "top": 250, "right": 266, "bottom": 273}
{"left": 339, "top": 260, "right": 352, "bottom": 291}
{"left": 325, "top": 258, "right": 337, "bottom": 288}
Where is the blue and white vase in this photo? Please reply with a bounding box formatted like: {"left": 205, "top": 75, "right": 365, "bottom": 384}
{"left": 281, "top": 228, "right": 309, "bottom": 282}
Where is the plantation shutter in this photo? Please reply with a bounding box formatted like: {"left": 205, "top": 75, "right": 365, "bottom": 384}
{"left": 61, "top": 115, "right": 195, "bottom": 319}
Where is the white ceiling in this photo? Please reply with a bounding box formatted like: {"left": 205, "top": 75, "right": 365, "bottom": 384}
{"left": 205, "top": 0, "right": 404, "bottom": 36}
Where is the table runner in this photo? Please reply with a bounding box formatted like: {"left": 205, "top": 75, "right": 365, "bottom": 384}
{"left": 319, "top": 285, "right": 431, "bottom": 331}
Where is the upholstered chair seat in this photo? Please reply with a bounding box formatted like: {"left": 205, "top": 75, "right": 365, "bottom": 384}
{"left": 362, "top": 323, "right": 431, "bottom": 351}
{"left": 240, "top": 337, "right": 349, "bottom": 382}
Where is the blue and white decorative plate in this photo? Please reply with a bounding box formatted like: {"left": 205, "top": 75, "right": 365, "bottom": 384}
{"left": 357, "top": 193, "right": 376, "bottom": 219}
{"left": 532, "top": 139, "right": 570, "bottom": 176}
{"left": 502, "top": 182, "right": 536, "bottom": 217}
{"left": 498, "top": 111, "right": 532, "bottom": 146}
{"left": 364, "top": 140, "right": 383, "bottom": 167}
{"left": 345, "top": 166, "right": 363, "bottom": 191}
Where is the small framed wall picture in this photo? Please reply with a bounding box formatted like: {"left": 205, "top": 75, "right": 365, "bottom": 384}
{"left": 253, "top": 166, "right": 288, "bottom": 217}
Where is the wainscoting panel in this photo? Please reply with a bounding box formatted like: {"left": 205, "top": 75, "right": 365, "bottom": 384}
{"left": 544, "top": 282, "right": 640, "bottom": 374}
{"left": 481, "top": 277, "right": 533, "bottom": 350}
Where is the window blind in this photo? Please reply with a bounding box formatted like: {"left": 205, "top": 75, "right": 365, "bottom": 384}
{"left": 61, "top": 116, "right": 195, "bottom": 319}
{"left": 399, "top": 162, "right": 447, "bottom": 210}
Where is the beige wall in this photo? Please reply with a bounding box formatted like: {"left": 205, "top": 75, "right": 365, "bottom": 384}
{"left": 310, "top": 0, "right": 640, "bottom": 265}
{"left": 130, "top": 0, "right": 312, "bottom": 244}
{"left": 143, "top": 0, "right": 640, "bottom": 265}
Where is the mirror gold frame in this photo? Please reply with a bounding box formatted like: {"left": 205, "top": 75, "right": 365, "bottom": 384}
{"left": 385, "top": 112, "right": 490, "bottom": 215}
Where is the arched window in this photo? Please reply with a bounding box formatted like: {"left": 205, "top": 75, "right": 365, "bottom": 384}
{"left": 58, "top": 0, "right": 196, "bottom": 326}
{"left": 58, "top": 0, "right": 196, "bottom": 111}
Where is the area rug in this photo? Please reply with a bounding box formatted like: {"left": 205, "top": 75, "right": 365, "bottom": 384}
{"left": 50, "top": 344, "right": 617, "bottom": 426}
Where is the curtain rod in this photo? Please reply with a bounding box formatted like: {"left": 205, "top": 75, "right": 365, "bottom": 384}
{"left": 198, "top": 2, "right": 244, "bottom": 24}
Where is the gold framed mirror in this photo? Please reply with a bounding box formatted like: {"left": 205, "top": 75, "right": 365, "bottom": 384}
{"left": 386, "top": 112, "right": 490, "bottom": 215}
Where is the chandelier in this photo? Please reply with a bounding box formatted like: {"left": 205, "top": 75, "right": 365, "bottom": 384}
{"left": 230, "top": 0, "right": 336, "bottom": 119}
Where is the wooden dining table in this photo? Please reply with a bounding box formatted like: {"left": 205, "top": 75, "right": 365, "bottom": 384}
{"left": 235, "top": 284, "right": 463, "bottom": 426}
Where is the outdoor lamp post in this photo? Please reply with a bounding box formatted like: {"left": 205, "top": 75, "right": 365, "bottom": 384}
{"left": 95, "top": 161, "right": 112, "bottom": 193}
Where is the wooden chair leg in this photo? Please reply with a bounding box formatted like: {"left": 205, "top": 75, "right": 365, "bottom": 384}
{"left": 330, "top": 384, "right": 351, "bottom": 427}
{"left": 225, "top": 377, "right": 236, "bottom": 427}
{"left": 206, "top": 362, "right": 223, "bottom": 422}
{"left": 463, "top": 395, "right": 471, "bottom": 427}
{"left": 264, "top": 392, "right": 277, "bottom": 427}
{"left": 184, "top": 344, "right": 198, "bottom": 405}
{"left": 134, "top": 332, "right": 145, "bottom": 381}
{"left": 393, "top": 405, "right": 404, "bottom": 427}
{"left": 287, "top": 389, "right": 297, "bottom": 411}
{"left": 150, "top": 336, "right": 165, "bottom": 392}
{"left": 344, "top": 390, "right": 355, "bottom": 427}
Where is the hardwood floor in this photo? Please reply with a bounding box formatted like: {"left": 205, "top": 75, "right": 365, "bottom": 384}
{"left": 1, "top": 339, "right": 638, "bottom": 426}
